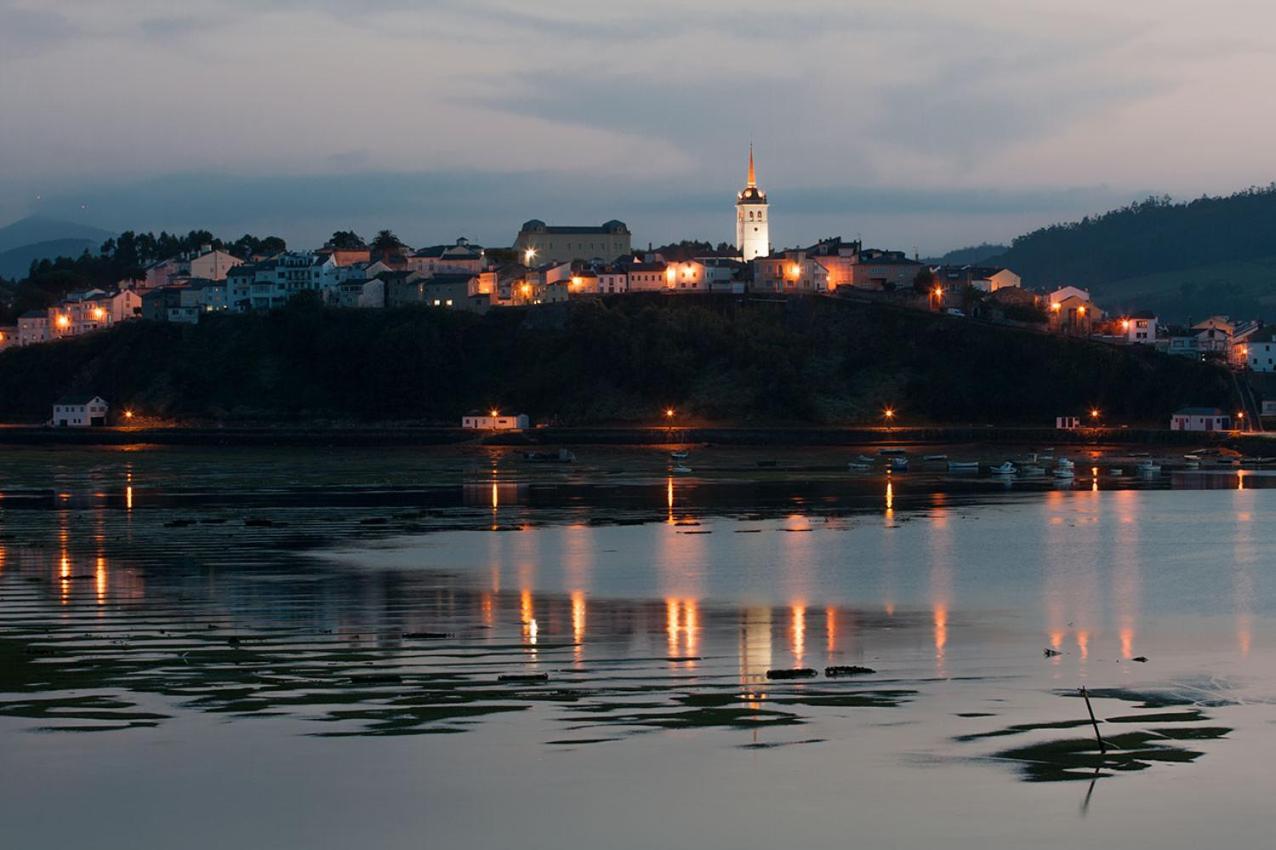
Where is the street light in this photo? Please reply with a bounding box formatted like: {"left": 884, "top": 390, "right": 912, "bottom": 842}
{"left": 1090, "top": 408, "right": 1101, "bottom": 422}
{"left": 883, "top": 407, "right": 896, "bottom": 427}
{"left": 665, "top": 408, "right": 675, "bottom": 420}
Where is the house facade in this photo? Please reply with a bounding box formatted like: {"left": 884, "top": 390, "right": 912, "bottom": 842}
{"left": 52, "top": 395, "right": 109, "bottom": 427}
{"left": 514, "top": 220, "right": 631, "bottom": 264}
{"left": 461, "top": 414, "right": 530, "bottom": 430}
{"left": 1170, "top": 407, "right": 1232, "bottom": 432}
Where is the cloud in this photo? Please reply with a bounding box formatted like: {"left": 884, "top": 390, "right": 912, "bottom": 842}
{"left": 0, "top": 4, "right": 77, "bottom": 58}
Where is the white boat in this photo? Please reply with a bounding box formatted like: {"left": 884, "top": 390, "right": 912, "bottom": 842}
{"left": 923, "top": 454, "right": 948, "bottom": 462}
{"left": 1019, "top": 465, "right": 1046, "bottom": 477}
{"left": 669, "top": 450, "right": 689, "bottom": 461}
{"left": 1136, "top": 462, "right": 1161, "bottom": 475}
{"left": 672, "top": 464, "right": 693, "bottom": 475}
{"left": 847, "top": 462, "right": 874, "bottom": 472}
{"left": 990, "top": 461, "right": 1017, "bottom": 475}
{"left": 888, "top": 457, "right": 909, "bottom": 471}
{"left": 855, "top": 454, "right": 877, "bottom": 464}
{"left": 947, "top": 460, "right": 979, "bottom": 473}
{"left": 1053, "top": 467, "right": 1075, "bottom": 479}
{"left": 1055, "top": 457, "right": 1076, "bottom": 471}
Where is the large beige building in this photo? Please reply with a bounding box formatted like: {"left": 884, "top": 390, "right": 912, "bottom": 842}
{"left": 513, "top": 220, "right": 631, "bottom": 264}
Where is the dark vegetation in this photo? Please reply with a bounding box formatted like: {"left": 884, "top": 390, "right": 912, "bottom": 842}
{"left": 993, "top": 186, "right": 1276, "bottom": 290}
{"left": 925, "top": 243, "right": 1008, "bottom": 266}
{"left": 0, "top": 295, "right": 1233, "bottom": 425}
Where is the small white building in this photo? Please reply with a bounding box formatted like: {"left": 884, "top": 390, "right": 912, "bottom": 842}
{"left": 1170, "top": 407, "right": 1232, "bottom": 432}
{"left": 1248, "top": 339, "right": 1276, "bottom": 372}
{"left": 1118, "top": 311, "right": 1158, "bottom": 344}
{"left": 1055, "top": 416, "right": 1081, "bottom": 430}
{"left": 52, "top": 395, "right": 109, "bottom": 427}
{"left": 462, "top": 414, "right": 529, "bottom": 430}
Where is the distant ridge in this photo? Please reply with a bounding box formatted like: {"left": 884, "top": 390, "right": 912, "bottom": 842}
{"left": 0, "top": 238, "right": 99, "bottom": 280}
{"left": 0, "top": 216, "right": 114, "bottom": 254}
{"left": 925, "top": 243, "right": 1008, "bottom": 266}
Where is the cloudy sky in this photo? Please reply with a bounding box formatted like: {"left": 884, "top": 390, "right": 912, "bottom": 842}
{"left": 3, "top": 0, "right": 1276, "bottom": 253}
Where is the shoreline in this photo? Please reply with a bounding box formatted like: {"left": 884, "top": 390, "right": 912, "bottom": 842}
{"left": 0, "top": 423, "right": 1252, "bottom": 448}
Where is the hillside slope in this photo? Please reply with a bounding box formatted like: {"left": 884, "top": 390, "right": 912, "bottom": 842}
{"left": 992, "top": 187, "right": 1276, "bottom": 316}
{"left": 0, "top": 297, "right": 1234, "bottom": 426}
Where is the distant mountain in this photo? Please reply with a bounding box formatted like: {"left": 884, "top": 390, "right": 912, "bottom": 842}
{"left": 0, "top": 216, "right": 114, "bottom": 255}
{"left": 0, "top": 238, "right": 99, "bottom": 280}
{"left": 925, "top": 243, "right": 1008, "bottom": 266}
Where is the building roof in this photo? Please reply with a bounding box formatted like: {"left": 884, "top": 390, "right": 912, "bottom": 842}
{"left": 425, "top": 273, "right": 477, "bottom": 286}
{"left": 1174, "top": 407, "right": 1227, "bottom": 416}
{"left": 518, "top": 219, "right": 629, "bottom": 235}
{"left": 55, "top": 394, "right": 106, "bottom": 406}
{"left": 19, "top": 309, "right": 47, "bottom": 319}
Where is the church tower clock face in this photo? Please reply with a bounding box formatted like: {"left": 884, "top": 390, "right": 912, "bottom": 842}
{"left": 735, "top": 145, "right": 769, "bottom": 261}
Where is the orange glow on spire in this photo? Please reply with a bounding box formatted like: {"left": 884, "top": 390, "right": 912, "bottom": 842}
{"left": 747, "top": 144, "right": 756, "bottom": 188}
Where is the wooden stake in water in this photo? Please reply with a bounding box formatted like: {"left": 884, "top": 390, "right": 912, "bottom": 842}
{"left": 1079, "top": 685, "right": 1106, "bottom": 755}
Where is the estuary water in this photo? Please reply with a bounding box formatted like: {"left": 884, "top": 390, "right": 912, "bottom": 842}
{"left": 1, "top": 444, "right": 1274, "bottom": 849}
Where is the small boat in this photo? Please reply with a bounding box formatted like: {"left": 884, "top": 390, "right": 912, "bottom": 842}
{"left": 947, "top": 460, "right": 979, "bottom": 473}
{"left": 1137, "top": 461, "right": 1161, "bottom": 476}
{"left": 1109, "top": 468, "right": 1125, "bottom": 477}
{"left": 1021, "top": 452, "right": 1039, "bottom": 464}
{"left": 1055, "top": 457, "right": 1076, "bottom": 471}
{"left": 1183, "top": 454, "right": 1201, "bottom": 462}
{"left": 672, "top": 464, "right": 693, "bottom": 475}
{"left": 1019, "top": 465, "right": 1046, "bottom": 477}
{"left": 1053, "top": 467, "right": 1075, "bottom": 479}
{"left": 847, "top": 462, "right": 874, "bottom": 472}
{"left": 522, "top": 449, "right": 576, "bottom": 464}
{"left": 669, "top": 450, "right": 689, "bottom": 461}
{"left": 990, "top": 461, "right": 1017, "bottom": 476}
{"left": 855, "top": 454, "right": 877, "bottom": 464}
{"left": 922, "top": 454, "right": 948, "bottom": 462}
{"left": 1183, "top": 460, "right": 1200, "bottom": 470}
{"left": 888, "top": 457, "right": 909, "bottom": 471}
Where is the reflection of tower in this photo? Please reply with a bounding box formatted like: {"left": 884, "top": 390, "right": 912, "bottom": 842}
{"left": 739, "top": 606, "right": 773, "bottom": 685}
{"left": 735, "top": 145, "right": 769, "bottom": 261}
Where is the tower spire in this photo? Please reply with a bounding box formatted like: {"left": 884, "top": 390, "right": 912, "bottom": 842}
{"left": 747, "top": 144, "right": 756, "bottom": 188}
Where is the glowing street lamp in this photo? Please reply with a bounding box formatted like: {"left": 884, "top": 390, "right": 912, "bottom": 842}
{"left": 55, "top": 314, "right": 70, "bottom": 330}
{"left": 883, "top": 407, "right": 896, "bottom": 428}
{"left": 1050, "top": 302, "right": 1062, "bottom": 313}
{"left": 91, "top": 306, "right": 106, "bottom": 321}
{"left": 1090, "top": 408, "right": 1101, "bottom": 422}
{"left": 524, "top": 247, "right": 537, "bottom": 267}
{"left": 123, "top": 409, "right": 134, "bottom": 420}
{"left": 1121, "top": 318, "right": 1131, "bottom": 331}
{"left": 1237, "top": 411, "right": 1247, "bottom": 430}
{"left": 665, "top": 407, "right": 675, "bottom": 420}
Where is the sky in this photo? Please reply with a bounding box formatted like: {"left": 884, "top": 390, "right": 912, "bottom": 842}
{"left": 3, "top": 0, "right": 1276, "bottom": 254}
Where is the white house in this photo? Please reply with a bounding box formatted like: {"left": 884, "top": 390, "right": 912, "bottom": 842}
{"left": 1118, "top": 311, "right": 1158, "bottom": 344}
{"left": 1170, "top": 407, "right": 1232, "bottom": 432}
{"left": 1249, "top": 340, "right": 1276, "bottom": 372}
{"left": 462, "top": 413, "right": 529, "bottom": 430}
{"left": 52, "top": 395, "right": 109, "bottom": 427}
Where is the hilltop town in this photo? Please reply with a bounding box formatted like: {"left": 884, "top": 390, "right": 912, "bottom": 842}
{"left": 0, "top": 149, "right": 1272, "bottom": 433}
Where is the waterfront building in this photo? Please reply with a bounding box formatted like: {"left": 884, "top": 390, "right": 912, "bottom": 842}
{"left": 52, "top": 395, "right": 109, "bottom": 427}
{"left": 1170, "top": 407, "right": 1232, "bottom": 431}
{"left": 462, "top": 413, "right": 530, "bottom": 430}
{"left": 735, "top": 146, "right": 769, "bottom": 261}
{"left": 514, "top": 220, "right": 631, "bottom": 264}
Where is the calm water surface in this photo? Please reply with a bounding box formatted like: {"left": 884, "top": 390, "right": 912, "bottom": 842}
{"left": 1, "top": 445, "right": 1273, "bottom": 849}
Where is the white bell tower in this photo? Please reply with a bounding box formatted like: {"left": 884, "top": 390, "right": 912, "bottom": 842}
{"left": 735, "top": 145, "right": 769, "bottom": 261}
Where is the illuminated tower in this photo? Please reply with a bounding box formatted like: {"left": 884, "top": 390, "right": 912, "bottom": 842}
{"left": 735, "top": 145, "right": 769, "bottom": 261}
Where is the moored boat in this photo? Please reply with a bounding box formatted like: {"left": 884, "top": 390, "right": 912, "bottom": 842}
{"left": 991, "top": 461, "right": 1017, "bottom": 475}
{"left": 947, "top": 460, "right": 979, "bottom": 473}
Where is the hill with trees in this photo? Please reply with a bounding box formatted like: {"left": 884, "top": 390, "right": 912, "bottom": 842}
{"left": 0, "top": 296, "right": 1233, "bottom": 426}
{"left": 990, "top": 186, "right": 1276, "bottom": 321}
